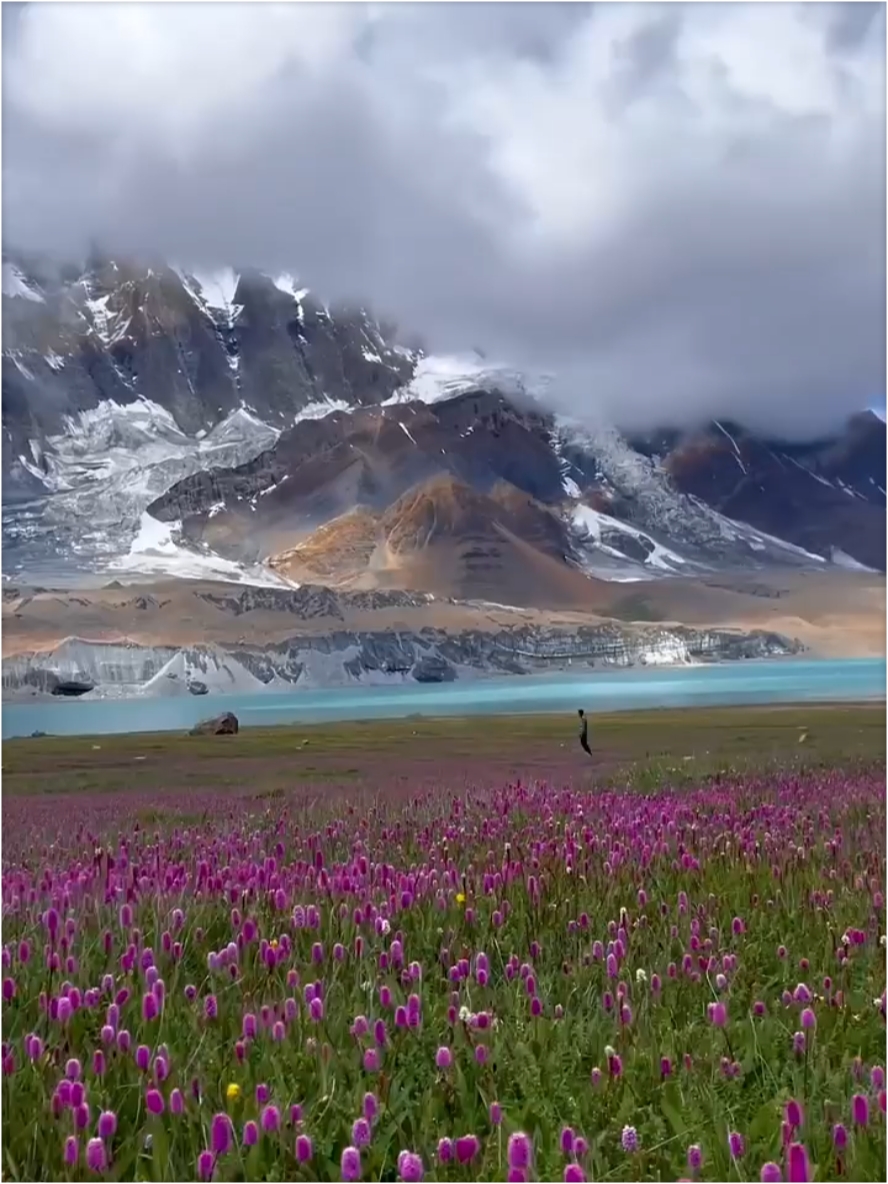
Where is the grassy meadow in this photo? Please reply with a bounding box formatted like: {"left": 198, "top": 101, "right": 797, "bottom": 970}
{"left": 2, "top": 704, "right": 885, "bottom": 1181}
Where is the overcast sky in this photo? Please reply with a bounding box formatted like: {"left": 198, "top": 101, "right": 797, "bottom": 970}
{"left": 2, "top": 1, "right": 885, "bottom": 436}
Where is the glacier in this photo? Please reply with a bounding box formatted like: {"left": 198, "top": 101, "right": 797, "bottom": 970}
{"left": 3, "top": 397, "right": 281, "bottom": 582}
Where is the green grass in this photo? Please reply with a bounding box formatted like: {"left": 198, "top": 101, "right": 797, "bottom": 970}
{"left": 2, "top": 703, "right": 883, "bottom": 799}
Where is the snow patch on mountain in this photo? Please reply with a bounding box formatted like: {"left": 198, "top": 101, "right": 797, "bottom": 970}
{"left": 171, "top": 265, "right": 243, "bottom": 328}
{"left": 190, "top": 268, "right": 241, "bottom": 326}
{"left": 109, "top": 512, "right": 298, "bottom": 589}
{"left": 2, "top": 263, "right": 44, "bottom": 303}
{"left": 272, "top": 273, "right": 310, "bottom": 303}
{"left": 293, "top": 398, "right": 351, "bottom": 425}
{"left": 569, "top": 504, "right": 693, "bottom": 582}
{"left": 383, "top": 354, "right": 550, "bottom": 407}
{"left": 6, "top": 352, "right": 35, "bottom": 382}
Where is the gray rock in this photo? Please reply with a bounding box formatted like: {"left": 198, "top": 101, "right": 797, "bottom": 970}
{"left": 187, "top": 681, "right": 209, "bottom": 696}
{"left": 50, "top": 679, "right": 94, "bottom": 697}
{"left": 412, "top": 655, "right": 456, "bottom": 682}
{"left": 190, "top": 711, "right": 238, "bottom": 735}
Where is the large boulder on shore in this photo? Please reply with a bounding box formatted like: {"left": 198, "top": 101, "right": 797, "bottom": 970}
{"left": 189, "top": 712, "right": 239, "bottom": 736}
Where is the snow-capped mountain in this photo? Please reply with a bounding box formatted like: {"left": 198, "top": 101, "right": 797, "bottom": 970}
{"left": 3, "top": 253, "right": 884, "bottom": 594}
{"left": 2, "top": 252, "right": 414, "bottom": 579}
{"left": 151, "top": 384, "right": 878, "bottom": 599}
{"left": 626, "top": 416, "right": 886, "bottom": 571}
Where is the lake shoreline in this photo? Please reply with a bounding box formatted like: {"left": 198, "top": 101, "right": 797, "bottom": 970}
{"left": 2, "top": 656, "right": 884, "bottom": 740}
{"left": 0, "top": 650, "right": 807, "bottom": 705}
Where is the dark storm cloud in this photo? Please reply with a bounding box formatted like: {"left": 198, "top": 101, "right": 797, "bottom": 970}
{"left": 1, "top": 2, "right": 884, "bottom": 437}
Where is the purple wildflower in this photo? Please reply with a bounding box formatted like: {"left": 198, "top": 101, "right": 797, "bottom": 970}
{"left": 211, "top": 1113, "right": 233, "bottom": 1156}
{"left": 97, "top": 1111, "right": 117, "bottom": 1140}
{"left": 352, "top": 1117, "right": 371, "bottom": 1147}
{"left": 86, "top": 1137, "right": 107, "bottom": 1173}
{"left": 785, "top": 1099, "right": 804, "bottom": 1130}
{"left": 341, "top": 1145, "right": 361, "bottom": 1182}
{"left": 508, "top": 1132, "right": 532, "bottom": 1171}
{"left": 261, "top": 1105, "right": 280, "bottom": 1133}
{"left": 145, "top": 1088, "right": 164, "bottom": 1116}
{"left": 852, "top": 1093, "right": 870, "bottom": 1127}
{"left": 455, "top": 1135, "right": 480, "bottom": 1164}
{"left": 397, "top": 1151, "right": 424, "bottom": 1182}
{"left": 787, "top": 1143, "right": 810, "bottom": 1183}
{"left": 621, "top": 1126, "right": 639, "bottom": 1153}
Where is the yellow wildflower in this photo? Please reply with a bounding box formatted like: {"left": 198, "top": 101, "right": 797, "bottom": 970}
{"left": 225, "top": 1083, "right": 241, "bottom": 1102}
{"left": 455, "top": 893, "right": 466, "bottom": 907}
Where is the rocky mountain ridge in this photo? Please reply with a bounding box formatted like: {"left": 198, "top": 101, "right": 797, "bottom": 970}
{"left": 4, "top": 253, "right": 885, "bottom": 598}
{"left": 148, "top": 391, "right": 886, "bottom": 594}
{"left": 628, "top": 415, "right": 886, "bottom": 570}
{"left": 2, "top": 623, "right": 802, "bottom": 702}
{"left": 2, "top": 255, "right": 412, "bottom": 456}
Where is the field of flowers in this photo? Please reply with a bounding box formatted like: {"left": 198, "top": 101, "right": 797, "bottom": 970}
{"left": 2, "top": 764, "right": 885, "bottom": 1182}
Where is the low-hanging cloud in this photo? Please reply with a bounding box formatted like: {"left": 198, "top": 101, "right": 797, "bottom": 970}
{"left": 2, "top": 1, "right": 885, "bottom": 437}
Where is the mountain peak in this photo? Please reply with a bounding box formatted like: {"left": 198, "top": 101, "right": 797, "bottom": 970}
{"left": 3, "top": 254, "right": 885, "bottom": 591}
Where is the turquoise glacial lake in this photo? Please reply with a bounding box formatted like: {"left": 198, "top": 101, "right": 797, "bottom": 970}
{"left": 1, "top": 658, "right": 884, "bottom": 739}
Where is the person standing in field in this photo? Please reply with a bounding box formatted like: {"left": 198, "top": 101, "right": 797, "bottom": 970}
{"left": 578, "top": 708, "right": 592, "bottom": 756}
